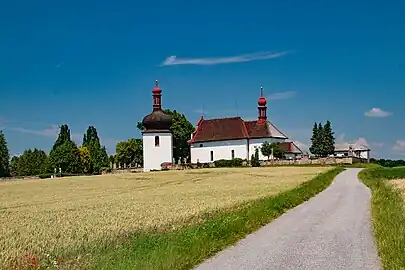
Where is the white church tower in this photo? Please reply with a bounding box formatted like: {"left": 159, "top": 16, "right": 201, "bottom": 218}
{"left": 141, "top": 80, "right": 173, "bottom": 172}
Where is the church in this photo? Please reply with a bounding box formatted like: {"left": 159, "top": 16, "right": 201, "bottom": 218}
{"left": 187, "top": 86, "right": 302, "bottom": 163}
{"left": 141, "top": 81, "right": 302, "bottom": 172}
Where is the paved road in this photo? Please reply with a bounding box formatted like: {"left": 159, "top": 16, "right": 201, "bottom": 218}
{"left": 194, "top": 168, "right": 381, "bottom": 270}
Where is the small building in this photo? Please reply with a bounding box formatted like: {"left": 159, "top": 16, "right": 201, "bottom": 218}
{"left": 333, "top": 142, "right": 371, "bottom": 161}
{"left": 188, "top": 86, "right": 303, "bottom": 163}
{"left": 141, "top": 81, "right": 173, "bottom": 172}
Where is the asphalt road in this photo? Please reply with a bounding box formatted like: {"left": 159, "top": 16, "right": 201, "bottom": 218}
{"left": 194, "top": 168, "right": 381, "bottom": 270}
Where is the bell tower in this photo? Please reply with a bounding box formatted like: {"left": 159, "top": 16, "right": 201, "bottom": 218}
{"left": 141, "top": 80, "right": 173, "bottom": 172}
{"left": 257, "top": 86, "right": 267, "bottom": 124}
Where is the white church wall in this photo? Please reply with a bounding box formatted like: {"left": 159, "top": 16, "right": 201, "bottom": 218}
{"left": 143, "top": 132, "right": 173, "bottom": 172}
{"left": 249, "top": 138, "right": 286, "bottom": 161}
{"left": 190, "top": 139, "right": 248, "bottom": 163}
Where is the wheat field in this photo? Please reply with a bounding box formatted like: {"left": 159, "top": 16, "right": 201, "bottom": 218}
{"left": 391, "top": 179, "right": 405, "bottom": 199}
{"left": 0, "top": 166, "right": 329, "bottom": 267}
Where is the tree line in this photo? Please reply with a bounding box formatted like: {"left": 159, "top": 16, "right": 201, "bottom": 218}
{"left": 0, "top": 109, "right": 195, "bottom": 178}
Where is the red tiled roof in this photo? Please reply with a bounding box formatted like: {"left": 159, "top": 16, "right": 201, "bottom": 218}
{"left": 244, "top": 121, "right": 271, "bottom": 138}
{"left": 188, "top": 117, "right": 248, "bottom": 143}
{"left": 188, "top": 117, "right": 288, "bottom": 143}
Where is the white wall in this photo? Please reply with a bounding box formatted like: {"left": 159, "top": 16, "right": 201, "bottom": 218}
{"left": 143, "top": 132, "right": 173, "bottom": 172}
{"left": 190, "top": 139, "right": 248, "bottom": 163}
{"left": 249, "top": 138, "right": 286, "bottom": 161}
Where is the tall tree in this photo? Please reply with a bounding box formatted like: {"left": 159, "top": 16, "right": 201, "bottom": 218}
{"left": 138, "top": 109, "right": 194, "bottom": 163}
{"left": 261, "top": 141, "right": 272, "bottom": 160}
{"left": 49, "top": 125, "right": 81, "bottom": 173}
{"left": 78, "top": 146, "right": 91, "bottom": 173}
{"left": 52, "top": 125, "right": 71, "bottom": 151}
{"left": 0, "top": 130, "right": 10, "bottom": 177}
{"left": 115, "top": 139, "right": 143, "bottom": 167}
{"left": 317, "top": 122, "right": 325, "bottom": 157}
{"left": 322, "top": 120, "right": 335, "bottom": 156}
{"left": 309, "top": 122, "right": 319, "bottom": 156}
{"left": 82, "top": 126, "right": 109, "bottom": 173}
{"left": 11, "top": 148, "right": 48, "bottom": 176}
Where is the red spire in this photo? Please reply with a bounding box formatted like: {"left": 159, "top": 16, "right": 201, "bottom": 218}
{"left": 152, "top": 80, "right": 162, "bottom": 111}
{"left": 257, "top": 85, "right": 267, "bottom": 124}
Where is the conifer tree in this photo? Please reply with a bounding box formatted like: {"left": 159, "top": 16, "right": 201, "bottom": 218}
{"left": 323, "top": 120, "right": 335, "bottom": 156}
{"left": 0, "top": 130, "right": 10, "bottom": 177}
{"left": 309, "top": 122, "right": 319, "bottom": 156}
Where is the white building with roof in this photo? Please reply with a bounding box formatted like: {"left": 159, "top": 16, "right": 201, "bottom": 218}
{"left": 188, "top": 86, "right": 303, "bottom": 163}
{"left": 333, "top": 142, "right": 371, "bottom": 161}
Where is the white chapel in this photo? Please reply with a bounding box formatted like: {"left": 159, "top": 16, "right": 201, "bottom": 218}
{"left": 141, "top": 80, "right": 173, "bottom": 172}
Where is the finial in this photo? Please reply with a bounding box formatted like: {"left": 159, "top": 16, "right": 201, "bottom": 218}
{"left": 155, "top": 80, "right": 159, "bottom": 87}
{"left": 260, "top": 85, "right": 263, "bottom": 96}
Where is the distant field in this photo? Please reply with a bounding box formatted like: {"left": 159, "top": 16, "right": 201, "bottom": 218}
{"left": 0, "top": 167, "right": 329, "bottom": 268}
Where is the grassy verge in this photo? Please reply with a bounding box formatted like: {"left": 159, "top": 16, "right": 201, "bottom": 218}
{"left": 359, "top": 167, "right": 405, "bottom": 269}
{"left": 89, "top": 167, "right": 343, "bottom": 270}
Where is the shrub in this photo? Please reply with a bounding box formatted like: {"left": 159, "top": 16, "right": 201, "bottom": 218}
{"left": 38, "top": 173, "right": 52, "bottom": 179}
{"left": 251, "top": 149, "right": 260, "bottom": 167}
{"left": 214, "top": 158, "right": 244, "bottom": 168}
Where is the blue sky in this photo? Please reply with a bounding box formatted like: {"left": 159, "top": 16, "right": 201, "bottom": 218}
{"left": 1, "top": 0, "right": 404, "bottom": 159}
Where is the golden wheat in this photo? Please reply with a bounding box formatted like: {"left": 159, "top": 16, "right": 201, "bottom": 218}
{"left": 0, "top": 166, "right": 328, "bottom": 267}
{"left": 391, "top": 179, "right": 405, "bottom": 199}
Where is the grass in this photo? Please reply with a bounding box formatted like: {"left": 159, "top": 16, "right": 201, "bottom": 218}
{"left": 0, "top": 166, "right": 330, "bottom": 269}
{"left": 359, "top": 167, "right": 405, "bottom": 269}
{"left": 90, "top": 167, "right": 343, "bottom": 270}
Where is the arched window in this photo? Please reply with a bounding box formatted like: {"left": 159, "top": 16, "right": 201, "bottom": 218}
{"left": 155, "top": 136, "right": 160, "bottom": 147}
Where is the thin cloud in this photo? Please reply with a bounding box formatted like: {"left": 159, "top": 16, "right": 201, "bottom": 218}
{"left": 55, "top": 62, "right": 64, "bottom": 69}
{"left": 336, "top": 133, "right": 346, "bottom": 143}
{"left": 364, "top": 108, "right": 392, "bottom": 117}
{"left": 161, "top": 51, "right": 291, "bottom": 66}
{"left": 6, "top": 125, "right": 60, "bottom": 137}
{"left": 393, "top": 140, "right": 405, "bottom": 151}
{"left": 267, "top": 91, "right": 296, "bottom": 100}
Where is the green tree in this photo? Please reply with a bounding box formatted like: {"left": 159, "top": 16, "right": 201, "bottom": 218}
{"left": 138, "top": 109, "right": 194, "bottom": 163}
{"left": 52, "top": 125, "right": 71, "bottom": 151}
{"left": 78, "top": 146, "right": 91, "bottom": 173}
{"left": 49, "top": 125, "right": 81, "bottom": 173}
{"left": 0, "top": 130, "right": 10, "bottom": 177}
{"left": 322, "top": 120, "right": 335, "bottom": 156}
{"left": 10, "top": 156, "right": 20, "bottom": 176}
{"left": 251, "top": 148, "right": 261, "bottom": 167}
{"left": 261, "top": 141, "right": 272, "bottom": 160}
{"left": 16, "top": 148, "right": 48, "bottom": 176}
{"left": 270, "top": 142, "right": 284, "bottom": 159}
{"left": 82, "top": 126, "right": 109, "bottom": 173}
{"left": 108, "top": 155, "right": 115, "bottom": 168}
{"left": 309, "top": 122, "right": 319, "bottom": 156}
{"left": 115, "top": 139, "right": 143, "bottom": 167}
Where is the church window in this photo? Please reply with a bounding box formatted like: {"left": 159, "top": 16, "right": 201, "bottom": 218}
{"left": 155, "top": 136, "right": 160, "bottom": 147}
{"left": 200, "top": 144, "right": 203, "bottom": 147}
{"left": 210, "top": 151, "right": 214, "bottom": 161}
{"left": 231, "top": 150, "right": 235, "bottom": 159}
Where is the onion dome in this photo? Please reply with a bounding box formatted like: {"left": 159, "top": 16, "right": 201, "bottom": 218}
{"left": 142, "top": 109, "right": 172, "bottom": 131}
{"left": 258, "top": 86, "right": 267, "bottom": 106}
{"left": 142, "top": 80, "right": 172, "bottom": 132}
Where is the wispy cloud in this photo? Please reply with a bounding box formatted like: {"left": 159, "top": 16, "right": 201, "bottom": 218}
{"left": 7, "top": 125, "right": 60, "bottom": 137}
{"left": 161, "top": 51, "right": 291, "bottom": 66}
{"left": 393, "top": 140, "right": 405, "bottom": 151}
{"left": 267, "top": 91, "right": 296, "bottom": 100}
{"left": 364, "top": 108, "right": 392, "bottom": 117}
{"left": 55, "top": 62, "right": 64, "bottom": 69}
{"left": 193, "top": 109, "right": 209, "bottom": 115}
